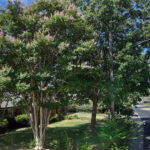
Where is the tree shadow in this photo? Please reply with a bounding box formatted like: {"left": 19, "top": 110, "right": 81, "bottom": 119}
{"left": 0, "top": 121, "right": 102, "bottom": 150}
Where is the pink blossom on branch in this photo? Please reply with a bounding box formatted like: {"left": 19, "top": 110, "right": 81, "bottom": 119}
{"left": 27, "top": 43, "right": 30, "bottom": 46}
{"left": 54, "top": 10, "right": 65, "bottom": 17}
{"left": 46, "top": 34, "right": 54, "bottom": 39}
{"left": 59, "top": 10, "right": 64, "bottom": 16}
{"left": 68, "top": 4, "right": 76, "bottom": 10}
{"left": 44, "top": 16, "right": 49, "bottom": 20}
{"left": 69, "top": 16, "right": 74, "bottom": 20}
{"left": 9, "top": 37, "right": 15, "bottom": 42}
{"left": 0, "top": 31, "right": 3, "bottom": 38}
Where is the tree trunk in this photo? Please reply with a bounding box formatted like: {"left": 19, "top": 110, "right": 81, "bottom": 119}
{"left": 27, "top": 89, "right": 51, "bottom": 150}
{"left": 108, "top": 31, "right": 115, "bottom": 117}
{"left": 30, "top": 104, "right": 50, "bottom": 150}
{"left": 90, "top": 96, "right": 98, "bottom": 132}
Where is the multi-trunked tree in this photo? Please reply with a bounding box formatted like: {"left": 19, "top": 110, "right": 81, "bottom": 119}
{"left": 0, "top": 0, "right": 94, "bottom": 149}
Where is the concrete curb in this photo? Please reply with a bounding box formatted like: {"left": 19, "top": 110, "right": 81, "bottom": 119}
{"left": 130, "top": 111, "right": 144, "bottom": 150}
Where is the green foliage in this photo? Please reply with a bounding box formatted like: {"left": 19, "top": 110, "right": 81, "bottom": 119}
{"left": 68, "top": 104, "right": 92, "bottom": 113}
{"left": 0, "top": 66, "right": 12, "bottom": 91}
{"left": 15, "top": 114, "right": 29, "bottom": 126}
{"left": 65, "top": 115, "right": 79, "bottom": 120}
{"left": 0, "top": 0, "right": 94, "bottom": 147}
{"left": 0, "top": 119, "right": 8, "bottom": 128}
{"left": 99, "top": 118, "right": 136, "bottom": 150}
{"left": 27, "top": 140, "right": 36, "bottom": 149}
{"left": 49, "top": 114, "right": 59, "bottom": 123}
{"left": 78, "top": 143, "right": 90, "bottom": 150}
{"left": 72, "top": 0, "right": 150, "bottom": 118}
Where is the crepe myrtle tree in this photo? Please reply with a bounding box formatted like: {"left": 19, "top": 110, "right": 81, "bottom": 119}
{"left": 0, "top": 0, "right": 93, "bottom": 149}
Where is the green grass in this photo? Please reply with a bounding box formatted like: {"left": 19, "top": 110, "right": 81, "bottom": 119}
{"left": 67, "top": 112, "right": 107, "bottom": 121}
{"left": 0, "top": 113, "right": 106, "bottom": 150}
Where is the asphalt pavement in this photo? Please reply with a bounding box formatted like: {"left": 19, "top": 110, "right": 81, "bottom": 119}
{"left": 133, "top": 101, "right": 150, "bottom": 150}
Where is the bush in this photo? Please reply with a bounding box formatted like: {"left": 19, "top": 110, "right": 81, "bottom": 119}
{"left": 68, "top": 104, "right": 92, "bottom": 113}
{"left": 15, "top": 114, "right": 29, "bottom": 126}
{"left": 98, "top": 118, "right": 136, "bottom": 150}
{"left": 49, "top": 114, "right": 59, "bottom": 123}
{"left": 78, "top": 143, "right": 90, "bottom": 150}
{"left": 0, "top": 119, "right": 8, "bottom": 128}
{"left": 65, "top": 115, "right": 79, "bottom": 120}
{"left": 50, "top": 113, "right": 65, "bottom": 123}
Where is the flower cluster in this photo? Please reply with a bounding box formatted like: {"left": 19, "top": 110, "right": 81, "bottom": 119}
{"left": 9, "top": 37, "right": 15, "bottom": 42}
{"left": 53, "top": 10, "right": 74, "bottom": 20}
{"left": 45, "top": 34, "right": 55, "bottom": 40}
{"left": 0, "top": 31, "right": 3, "bottom": 38}
{"left": 54, "top": 10, "right": 65, "bottom": 16}
{"left": 68, "top": 4, "right": 76, "bottom": 11}
{"left": 27, "top": 42, "right": 30, "bottom": 46}
{"left": 69, "top": 16, "right": 74, "bottom": 20}
{"left": 44, "top": 16, "right": 49, "bottom": 20}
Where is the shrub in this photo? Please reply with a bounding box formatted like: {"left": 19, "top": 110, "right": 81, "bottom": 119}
{"left": 65, "top": 115, "right": 79, "bottom": 120}
{"left": 68, "top": 104, "right": 92, "bottom": 113}
{"left": 0, "top": 119, "right": 8, "bottom": 128}
{"left": 98, "top": 118, "right": 136, "bottom": 150}
{"left": 78, "top": 143, "right": 90, "bottom": 150}
{"left": 50, "top": 113, "right": 65, "bottom": 123}
{"left": 15, "top": 114, "right": 29, "bottom": 126}
{"left": 49, "top": 114, "right": 59, "bottom": 123}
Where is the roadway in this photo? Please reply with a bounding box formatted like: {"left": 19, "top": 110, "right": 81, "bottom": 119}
{"left": 134, "top": 100, "right": 150, "bottom": 150}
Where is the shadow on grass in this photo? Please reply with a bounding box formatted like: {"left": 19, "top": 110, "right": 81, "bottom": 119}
{"left": 0, "top": 121, "right": 102, "bottom": 150}
{"left": 0, "top": 127, "right": 34, "bottom": 150}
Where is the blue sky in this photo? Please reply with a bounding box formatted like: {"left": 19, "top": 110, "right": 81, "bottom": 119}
{"left": 0, "top": 0, "right": 36, "bottom": 8}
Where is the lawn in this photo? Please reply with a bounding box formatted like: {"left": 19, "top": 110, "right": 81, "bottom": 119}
{"left": 0, "top": 113, "right": 106, "bottom": 150}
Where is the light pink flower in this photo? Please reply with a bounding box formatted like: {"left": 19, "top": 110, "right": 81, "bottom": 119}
{"left": 0, "top": 31, "right": 3, "bottom": 38}
{"left": 9, "top": 37, "right": 15, "bottom": 42}
{"left": 27, "top": 43, "right": 30, "bottom": 46}
{"left": 68, "top": 4, "right": 76, "bottom": 10}
{"left": 69, "top": 16, "right": 74, "bottom": 20}
{"left": 59, "top": 10, "right": 64, "bottom": 16}
{"left": 44, "top": 16, "right": 49, "bottom": 20}
{"left": 46, "top": 34, "right": 54, "bottom": 39}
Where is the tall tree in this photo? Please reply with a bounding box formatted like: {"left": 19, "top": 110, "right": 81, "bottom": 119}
{"left": 0, "top": 0, "right": 93, "bottom": 149}
{"left": 72, "top": 0, "right": 150, "bottom": 118}
{"left": 65, "top": 39, "right": 105, "bottom": 131}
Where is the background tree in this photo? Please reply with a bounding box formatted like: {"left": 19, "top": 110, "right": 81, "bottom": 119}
{"left": 64, "top": 39, "right": 106, "bottom": 132}
{"left": 72, "top": 0, "right": 150, "bottom": 118}
{"left": 0, "top": 0, "right": 93, "bottom": 149}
